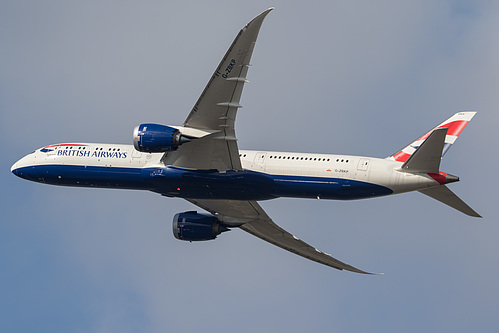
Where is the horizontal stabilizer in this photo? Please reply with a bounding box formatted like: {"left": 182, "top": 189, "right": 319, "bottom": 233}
{"left": 401, "top": 128, "right": 447, "bottom": 173}
{"left": 419, "top": 185, "right": 481, "bottom": 218}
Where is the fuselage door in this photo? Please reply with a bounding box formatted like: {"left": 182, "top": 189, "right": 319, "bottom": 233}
{"left": 355, "top": 158, "right": 371, "bottom": 180}
{"left": 358, "top": 158, "right": 370, "bottom": 171}
{"left": 252, "top": 152, "right": 267, "bottom": 171}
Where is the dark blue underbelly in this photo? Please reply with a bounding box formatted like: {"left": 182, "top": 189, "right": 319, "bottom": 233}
{"left": 14, "top": 164, "right": 393, "bottom": 200}
{"left": 148, "top": 167, "right": 277, "bottom": 200}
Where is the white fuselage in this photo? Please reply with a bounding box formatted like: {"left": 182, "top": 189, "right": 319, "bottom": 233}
{"left": 12, "top": 143, "right": 442, "bottom": 201}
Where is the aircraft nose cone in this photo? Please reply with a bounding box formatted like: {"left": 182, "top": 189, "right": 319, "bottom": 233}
{"left": 11, "top": 161, "right": 19, "bottom": 176}
{"left": 11, "top": 153, "right": 35, "bottom": 179}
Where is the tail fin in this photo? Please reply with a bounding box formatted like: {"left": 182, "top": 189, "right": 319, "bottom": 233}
{"left": 391, "top": 112, "right": 481, "bottom": 217}
{"left": 389, "top": 112, "right": 477, "bottom": 163}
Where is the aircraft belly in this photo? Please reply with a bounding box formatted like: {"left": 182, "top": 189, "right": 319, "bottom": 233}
{"left": 151, "top": 167, "right": 392, "bottom": 200}
{"left": 151, "top": 168, "right": 277, "bottom": 200}
{"left": 270, "top": 174, "right": 393, "bottom": 200}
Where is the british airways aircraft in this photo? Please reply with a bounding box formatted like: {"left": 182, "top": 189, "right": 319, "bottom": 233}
{"left": 11, "top": 8, "right": 480, "bottom": 274}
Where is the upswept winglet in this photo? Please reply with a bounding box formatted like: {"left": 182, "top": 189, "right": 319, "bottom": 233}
{"left": 389, "top": 112, "right": 477, "bottom": 163}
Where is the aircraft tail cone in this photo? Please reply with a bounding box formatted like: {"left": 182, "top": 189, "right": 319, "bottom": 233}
{"left": 445, "top": 173, "right": 460, "bottom": 184}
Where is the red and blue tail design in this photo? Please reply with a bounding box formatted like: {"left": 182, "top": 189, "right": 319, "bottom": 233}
{"left": 388, "top": 112, "right": 476, "bottom": 162}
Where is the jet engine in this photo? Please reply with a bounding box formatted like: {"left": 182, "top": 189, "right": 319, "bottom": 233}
{"left": 133, "top": 123, "right": 191, "bottom": 153}
{"left": 173, "top": 211, "right": 230, "bottom": 241}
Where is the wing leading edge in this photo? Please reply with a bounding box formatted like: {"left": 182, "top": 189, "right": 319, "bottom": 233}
{"left": 187, "top": 199, "right": 378, "bottom": 274}
{"left": 163, "top": 8, "right": 274, "bottom": 171}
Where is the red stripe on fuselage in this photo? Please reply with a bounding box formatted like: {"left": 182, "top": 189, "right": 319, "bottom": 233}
{"left": 43, "top": 144, "right": 89, "bottom": 149}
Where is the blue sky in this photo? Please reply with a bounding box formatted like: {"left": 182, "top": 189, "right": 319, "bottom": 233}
{"left": 2, "top": 1, "right": 499, "bottom": 332}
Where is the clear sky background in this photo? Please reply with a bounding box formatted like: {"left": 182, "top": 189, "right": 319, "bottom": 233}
{"left": 1, "top": 1, "right": 498, "bottom": 332}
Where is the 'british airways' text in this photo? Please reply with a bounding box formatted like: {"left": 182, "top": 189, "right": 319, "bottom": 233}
{"left": 57, "top": 150, "right": 128, "bottom": 158}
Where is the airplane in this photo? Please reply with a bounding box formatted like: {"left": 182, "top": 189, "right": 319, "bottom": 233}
{"left": 11, "top": 8, "right": 480, "bottom": 274}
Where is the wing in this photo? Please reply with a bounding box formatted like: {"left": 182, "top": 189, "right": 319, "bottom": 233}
{"left": 163, "top": 8, "right": 273, "bottom": 171}
{"left": 186, "top": 199, "right": 378, "bottom": 274}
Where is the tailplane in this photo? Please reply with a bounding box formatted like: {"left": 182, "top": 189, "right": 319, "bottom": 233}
{"left": 419, "top": 186, "right": 482, "bottom": 218}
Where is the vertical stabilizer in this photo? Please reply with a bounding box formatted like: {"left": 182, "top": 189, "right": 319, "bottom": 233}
{"left": 389, "top": 112, "right": 476, "bottom": 162}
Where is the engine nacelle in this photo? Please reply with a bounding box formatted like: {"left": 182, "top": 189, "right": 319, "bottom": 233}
{"left": 133, "top": 123, "right": 190, "bottom": 153}
{"left": 173, "top": 211, "right": 230, "bottom": 241}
